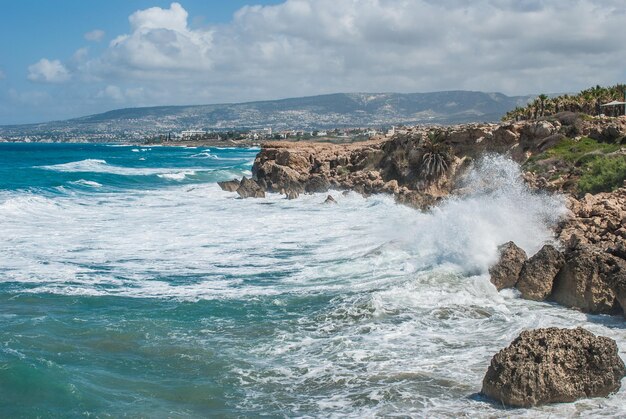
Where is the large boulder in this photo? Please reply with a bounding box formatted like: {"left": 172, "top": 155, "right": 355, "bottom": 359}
{"left": 551, "top": 245, "right": 618, "bottom": 314}
{"left": 482, "top": 328, "right": 626, "bottom": 407}
{"left": 516, "top": 245, "right": 565, "bottom": 301}
{"left": 489, "top": 242, "right": 527, "bottom": 290}
{"left": 236, "top": 177, "right": 265, "bottom": 199}
{"left": 520, "top": 121, "right": 556, "bottom": 151}
{"left": 217, "top": 179, "right": 240, "bottom": 192}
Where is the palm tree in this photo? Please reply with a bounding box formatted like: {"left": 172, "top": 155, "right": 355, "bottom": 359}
{"left": 538, "top": 94, "right": 549, "bottom": 117}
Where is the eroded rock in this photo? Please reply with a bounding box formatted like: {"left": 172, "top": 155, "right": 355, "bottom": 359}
{"left": 482, "top": 328, "right": 625, "bottom": 407}
{"left": 236, "top": 177, "right": 265, "bottom": 199}
{"left": 516, "top": 245, "right": 564, "bottom": 301}
{"left": 489, "top": 242, "right": 527, "bottom": 291}
{"left": 217, "top": 179, "right": 240, "bottom": 192}
{"left": 552, "top": 244, "right": 618, "bottom": 314}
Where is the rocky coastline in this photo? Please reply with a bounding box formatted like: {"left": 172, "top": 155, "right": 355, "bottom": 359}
{"left": 218, "top": 113, "right": 626, "bottom": 407}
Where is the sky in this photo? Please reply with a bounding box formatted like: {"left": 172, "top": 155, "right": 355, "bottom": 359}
{"left": 1, "top": 0, "right": 625, "bottom": 124}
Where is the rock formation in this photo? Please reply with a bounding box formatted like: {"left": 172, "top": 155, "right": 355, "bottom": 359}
{"left": 217, "top": 179, "right": 241, "bottom": 192}
{"left": 556, "top": 187, "right": 626, "bottom": 257}
{"left": 482, "top": 328, "right": 625, "bottom": 407}
{"left": 552, "top": 244, "right": 619, "bottom": 314}
{"left": 516, "top": 245, "right": 564, "bottom": 301}
{"left": 236, "top": 177, "right": 265, "bottom": 199}
{"left": 488, "top": 242, "right": 527, "bottom": 291}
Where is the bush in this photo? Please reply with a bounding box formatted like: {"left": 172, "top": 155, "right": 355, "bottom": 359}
{"left": 578, "top": 155, "right": 626, "bottom": 194}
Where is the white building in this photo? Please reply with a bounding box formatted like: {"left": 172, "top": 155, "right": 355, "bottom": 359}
{"left": 181, "top": 130, "right": 206, "bottom": 139}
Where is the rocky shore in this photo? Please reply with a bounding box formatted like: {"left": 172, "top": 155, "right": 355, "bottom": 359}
{"left": 218, "top": 113, "right": 626, "bottom": 407}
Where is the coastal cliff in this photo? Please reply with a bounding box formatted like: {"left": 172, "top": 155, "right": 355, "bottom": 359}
{"left": 248, "top": 112, "right": 625, "bottom": 206}
{"left": 220, "top": 112, "right": 626, "bottom": 317}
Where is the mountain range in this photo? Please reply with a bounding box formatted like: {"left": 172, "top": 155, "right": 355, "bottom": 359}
{"left": 0, "top": 91, "right": 534, "bottom": 141}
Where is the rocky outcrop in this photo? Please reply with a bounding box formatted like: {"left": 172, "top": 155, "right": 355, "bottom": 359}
{"left": 217, "top": 179, "right": 240, "bottom": 192}
{"left": 236, "top": 177, "right": 265, "bottom": 199}
{"left": 552, "top": 244, "right": 619, "bottom": 314}
{"left": 482, "top": 328, "right": 625, "bottom": 407}
{"left": 516, "top": 245, "right": 564, "bottom": 301}
{"left": 488, "top": 237, "right": 626, "bottom": 316}
{"left": 489, "top": 242, "right": 527, "bottom": 291}
{"left": 557, "top": 187, "right": 626, "bottom": 258}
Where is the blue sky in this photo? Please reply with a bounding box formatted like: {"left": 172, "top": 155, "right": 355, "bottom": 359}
{"left": 1, "top": 0, "right": 625, "bottom": 124}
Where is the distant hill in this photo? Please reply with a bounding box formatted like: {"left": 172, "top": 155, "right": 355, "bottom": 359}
{"left": 0, "top": 91, "right": 533, "bottom": 141}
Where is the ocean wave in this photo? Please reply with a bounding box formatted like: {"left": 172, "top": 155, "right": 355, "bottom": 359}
{"left": 157, "top": 170, "right": 197, "bottom": 181}
{"left": 38, "top": 159, "right": 214, "bottom": 177}
{"left": 191, "top": 152, "right": 219, "bottom": 159}
{"left": 3, "top": 150, "right": 625, "bottom": 418}
{"left": 72, "top": 179, "right": 103, "bottom": 187}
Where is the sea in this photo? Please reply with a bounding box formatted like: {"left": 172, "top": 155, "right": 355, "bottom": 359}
{"left": 0, "top": 142, "right": 624, "bottom": 418}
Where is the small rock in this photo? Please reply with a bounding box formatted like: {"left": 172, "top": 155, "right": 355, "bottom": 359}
{"left": 482, "top": 328, "right": 625, "bottom": 407}
{"left": 516, "top": 245, "right": 564, "bottom": 301}
{"left": 236, "top": 177, "right": 265, "bottom": 199}
{"left": 489, "top": 242, "right": 527, "bottom": 291}
{"left": 217, "top": 179, "right": 240, "bottom": 192}
{"left": 323, "top": 195, "right": 337, "bottom": 204}
{"left": 286, "top": 190, "right": 299, "bottom": 200}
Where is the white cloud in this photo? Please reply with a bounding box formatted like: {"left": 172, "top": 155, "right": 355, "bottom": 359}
{"left": 0, "top": 68, "right": 5, "bottom": 79}
{"left": 97, "top": 85, "right": 125, "bottom": 101}
{"left": 95, "top": 2, "right": 213, "bottom": 77}
{"left": 84, "top": 29, "right": 105, "bottom": 42}
{"left": 27, "top": 58, "right": 71, "bottom": 83}
{"left": 23, "top": 1, "right": 626, "bottom": 114}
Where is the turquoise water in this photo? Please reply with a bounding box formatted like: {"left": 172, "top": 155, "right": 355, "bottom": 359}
{"left": 1, "top": 143, "right": 625, "bottom": 417}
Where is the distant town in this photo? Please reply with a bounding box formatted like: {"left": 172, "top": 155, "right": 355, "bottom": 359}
{"left": 0, "top": 126, "right": 405, "bottom": 145}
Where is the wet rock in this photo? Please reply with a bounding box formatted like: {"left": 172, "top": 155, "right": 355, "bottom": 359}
{"left": 286, "top": 189, "right": 299, "bottom": 200}
{"left": 482, "top": 328, "right": 626, "bottom": 407}
{"left": 323, "top": 195, "right": 337, "bottom": 204}
{"left": 236, "top": 177, "right": 265, "bottom": 199}
{"left": 516, "top": 245, "right": 564, "bottom": 301}
{"left": 305, "top": 175, "right": 331, "bottom": 193}
{"left": 551, "top": 245, "right": 618, "bottom": 314}
{"left": 217, "top": 179, "right": 240, "bottom": 192}
{"left": 489, "top": 242, "right": 527, "bottom": 291}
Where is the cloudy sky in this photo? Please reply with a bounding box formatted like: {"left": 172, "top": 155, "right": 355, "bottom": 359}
{"left": 1, "top": 0, "right": 624, "bottom": 124}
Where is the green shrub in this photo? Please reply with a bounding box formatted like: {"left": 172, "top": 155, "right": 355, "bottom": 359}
{"left": 578, "top": 155, "right": 626, "bottom": 194}
{"left": 545, "top": 137, "right": 620, "bottom": 162}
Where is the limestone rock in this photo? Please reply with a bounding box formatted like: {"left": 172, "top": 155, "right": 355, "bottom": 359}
{"left": 551, "top": 245, "right": 618, "bottom": 314}
{"left": 516, "top": 245, "right": 564, "bottom": 301}
{"left": 482, "top": 328, "right": 626, "bottom": 407}
{"left": 217, "top": 179, "right": 240, "bottom": 192}
{"left": 489, "top": 242, "right": 527, "bottom": 290}
{"left": 275, "top": 150, "right": 311, "bottom": 174}
{"left": 236, "top": 177, "right": 265, "bottom": 199}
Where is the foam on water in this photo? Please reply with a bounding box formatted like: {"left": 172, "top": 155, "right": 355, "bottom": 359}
{"left": 38, "top": 158, "right": 212, "bottom": 177}
{"left": 0, "top": 148, "right": 624, "bottom": 417}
